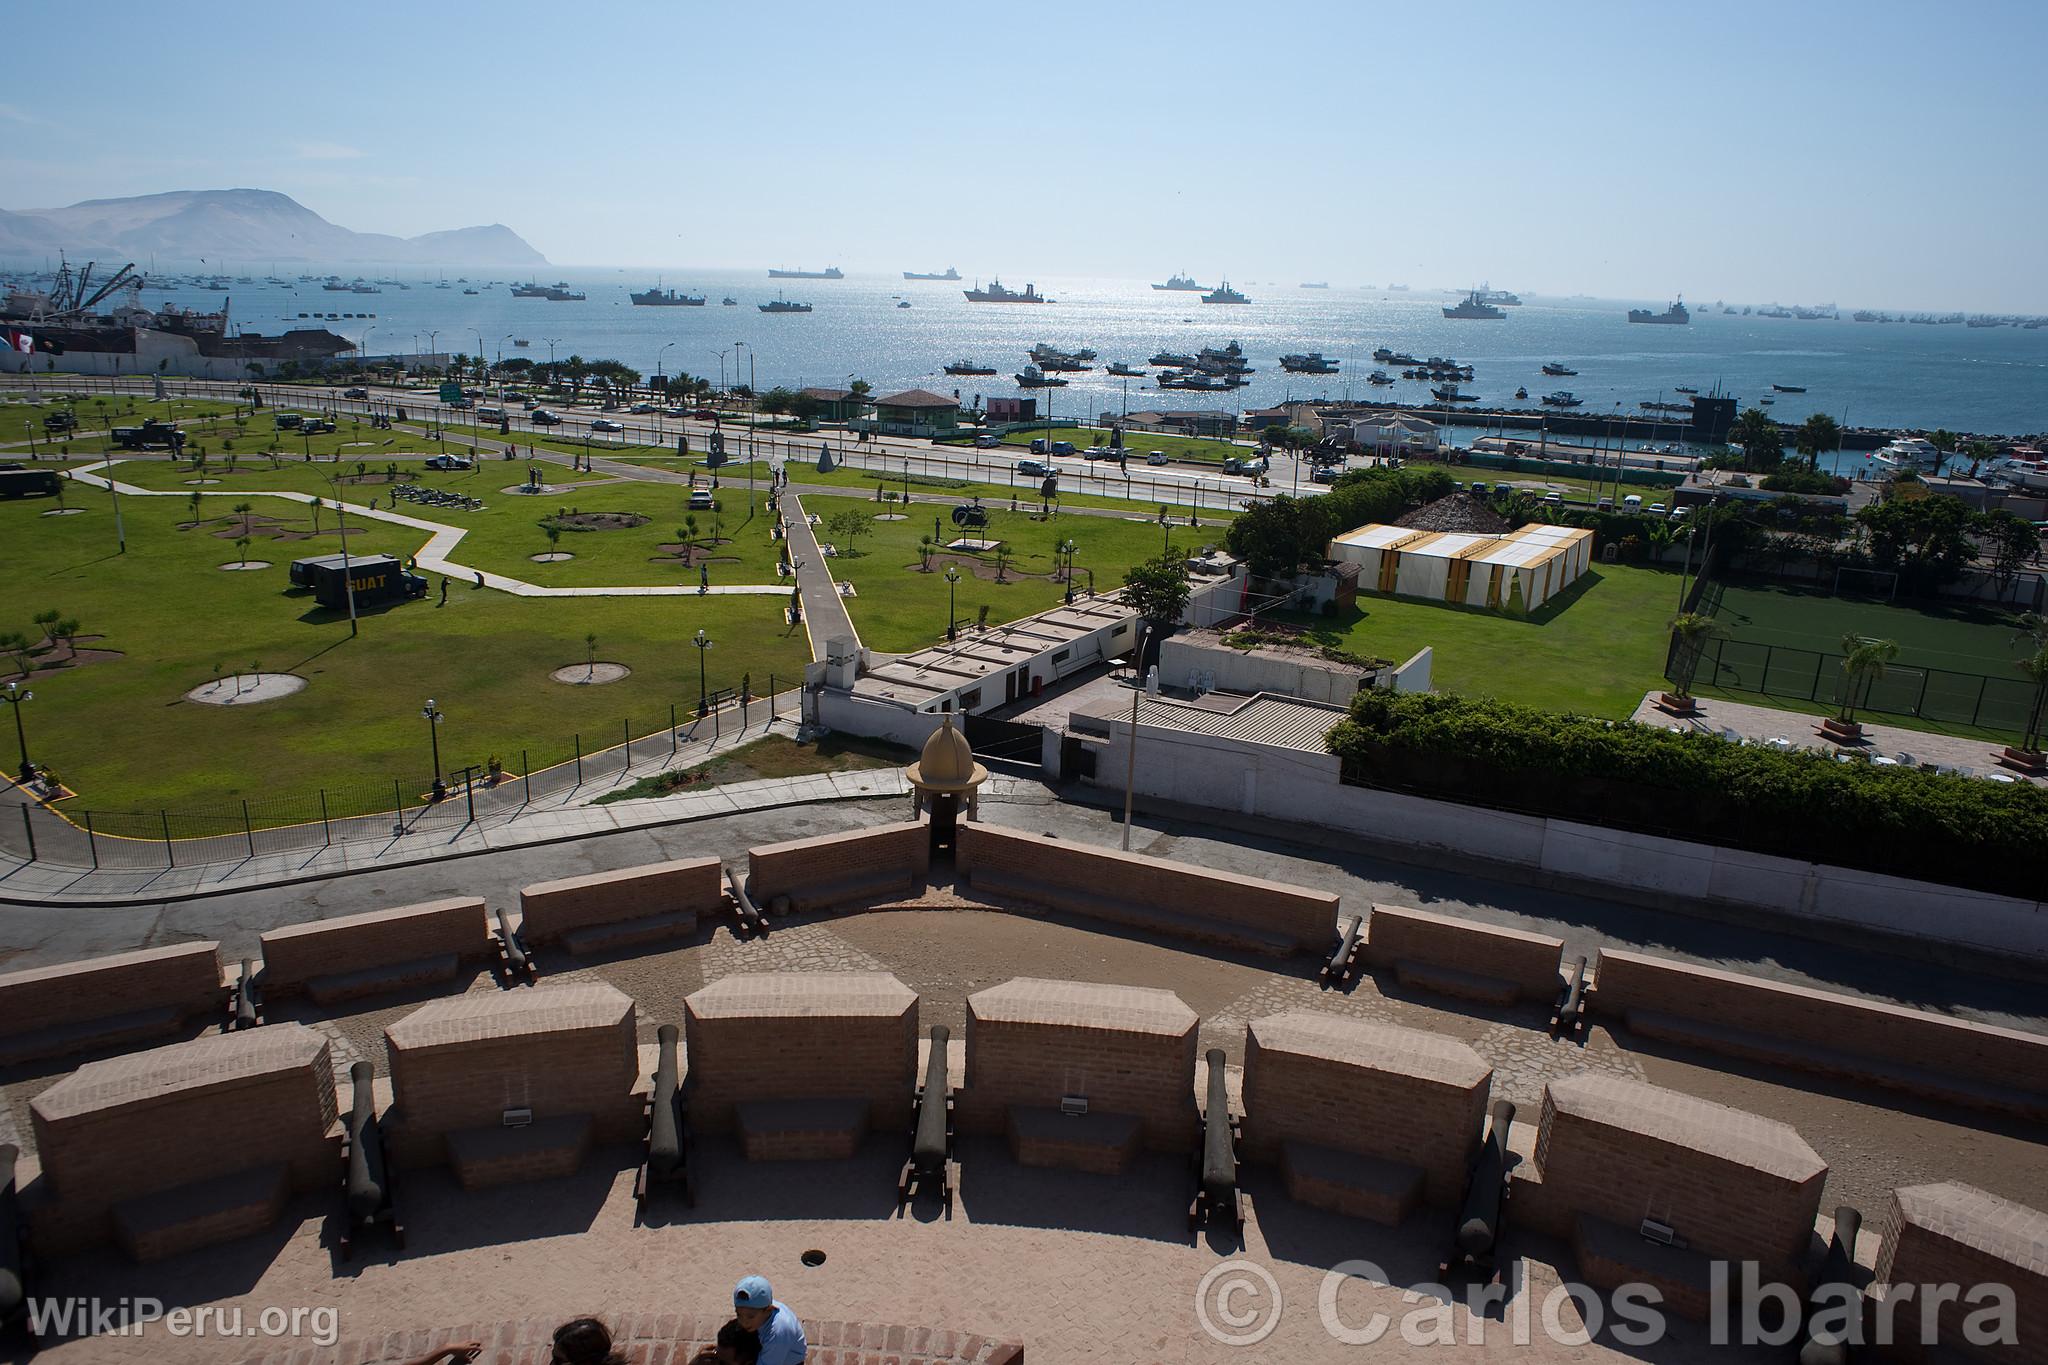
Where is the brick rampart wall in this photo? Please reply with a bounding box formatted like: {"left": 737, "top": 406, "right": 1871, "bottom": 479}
{"left": 747, "top": 822, "right": 929, "bottom": 910}
{"left": 0, "top": 941, "right": 221, "bottom": 1032}
{"left": 684, "top": 972, "right": 918, "bottom": 1133}
{"left": 1875, "top": 1182, "right": 2048, "bottom": 1365}
{"left": 1365, "top": 904, "right": 1564, "bottom": 999}
{"left": 259, "top": 898, "right": 490, "bottom": 993}
{"left": 518, "top": 857, "right": 724, "bottom": 942}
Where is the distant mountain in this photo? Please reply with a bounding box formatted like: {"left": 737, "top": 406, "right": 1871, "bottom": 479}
{"left": 0, "top": 188, "right": 547, "bottom": 267}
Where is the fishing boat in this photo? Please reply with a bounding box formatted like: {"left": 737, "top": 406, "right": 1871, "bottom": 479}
{"left": 721, "top": 297, "right": 737, "bottom": 306}
{"left": 1431, "top": 384, "right": 1480, "bottom": 402}
{"left": 1515, "top": 387, "right": 1529, "bottom": 400}
{"left": 943, "top": 360, "right": 997, "bottom": 376}
{"left": 1015, "top": 365, "right": 1067, "bottom": 388}
{"left": 1149, "top": 350, "right": 1199, "bottom": 368}
{"left": 1771, "top": 383, "right": 1806, "bottom": 394}
{"left": 1279, "top": 352, "right": 1339, "bottom": 373}
{"left": 1299, "top": 282, "right": 1330, "bottom": 290}
{"left": 1541, "top": 362, "right": 1578, "bottom": 376}
{"left": 1105, "top": 362, "right": 1145, "bottom": 377}
{"left": 964, "top": 278, "right": 1049, "bottom": 303}
{"left": 1366, "top": 370, "right": 1396, "bottom": 386}
{"left": 1540, "top": 391, "right": 1583, "bottom": 407}
{"left": 1674, "top": 385, "right": 1698, "bottom": 395}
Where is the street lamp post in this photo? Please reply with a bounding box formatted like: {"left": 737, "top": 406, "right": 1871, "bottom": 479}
{"left": 715, "top": 349, "right": 729, "bottom": 395}
{"left": 944, "top": 565, "right": 961, "bottom": 641}
{"left": 658, "top": 342, "right": 676, "bottom": 390}
{"left": 421, "top": 698, "right": 446, "bottom": 800}
{"left": 1061, "top": 538, "right": 1077, "bottom": 605}
{"left": 693, "top": 628, "right": 712, "bottom": 716}
{"left": 3, "top": 681, "right": 33, "bottom": 785}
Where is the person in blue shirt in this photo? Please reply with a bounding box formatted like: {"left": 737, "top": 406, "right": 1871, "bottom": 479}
{"left": 732, "top": 1275, "right": 806, "bottom": 1364}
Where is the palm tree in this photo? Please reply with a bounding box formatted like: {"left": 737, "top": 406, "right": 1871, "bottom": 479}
{"left": 1729, "top": 407, "right": 1783, "bottom": 470}
{"left": 1928, "top": 429, "right": 1957, "bottom": 478}
{"left": 2016, "top": 645, "right": 2048, "bottom": 759}
{"left": 1795, "top": 413, "right": 1841, "bottom": 474}
{"left": 235, "top": 535, "right": 251, "bottom": 567}
{"left": 1837, "top": 634, "right": 1899, "bottom": 726}
{"left": 544, "top": 524, "right": 563, "bottom": 558}
{"left": 187, "top": 489, "right": 203, "bottom": 523}
{"left": 232, "top": 500, "right": 255, "bottom": 535}
{"left": 1964, "top": 438, "right": 1997, "bottom": 477}
{"left": 1644, "top": 520, "right": 1676, "bottom": 562}
{"left": 1666, "top": 611, "right": 1722, "bottom": 702}
{"left": 584, "top": 631, "right": 598, "bottom": 681}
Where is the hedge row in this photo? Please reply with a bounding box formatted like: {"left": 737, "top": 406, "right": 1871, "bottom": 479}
{"left": 1325, "top": 689, "right": 2048, "bottom": 898}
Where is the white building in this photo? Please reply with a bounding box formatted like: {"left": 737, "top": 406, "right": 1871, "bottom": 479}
{"left": 1340, "top": 411, "right": 1441, "bottom": 455}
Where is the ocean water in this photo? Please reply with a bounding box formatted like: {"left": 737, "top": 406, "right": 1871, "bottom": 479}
{"left": 142, "top": 269, "right": 2048, "bottom": 438}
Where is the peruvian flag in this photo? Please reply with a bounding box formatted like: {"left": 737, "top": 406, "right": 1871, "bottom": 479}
{"left": 5, "top": 329, "right": 31, "bottom": 354}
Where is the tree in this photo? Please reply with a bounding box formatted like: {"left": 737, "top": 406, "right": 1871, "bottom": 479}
{"left": 584, "top": 631, "right": 598, "bottom": 680}
{"left": 1666, "top": 612, "right": 1722, "bottom": 701}
{"left": 1794, "top": 413, "right": 1840, "bottom": 473}
{"left": 918, "top": 534, "right": 935, "bottom": 571}
{"left": 1983, "top": 509, "right": 2038, "bottom": 597}
{"left": 2017, "top": 643, "right": 2048, "bottom": 758}
{"left": 683, "top": 514, "right": 699, "bottom": 545}
{"left": 1644, "top": 520, "right": 1676, "bottom": 561}
{"left": 0, "top": 631, "right": 30, "bottom": 676}
{"left": 1928, "top": 429, "right": 1958, "bottom": 478}
{"left": 1837, "top": 634, "right": 1898, "bottom": 725}
{"left": 235, "top": 535, "right": 251, "bottom": 567}
{"left": 756, "top": 387, "right": 798, "bottom": 417}
{"left": 825, "top": 508, "right": 871, "bottom": 556}
{"left": 563, "top": 355, "right": 588, "bottom": 398}
{"left": 32, "top": 609, "right": 59, "bottom": 648}
{"left": 187, "top": 489, "right": 204, "bottom": 522}
{"left": 1223, "top": 494, "right": 1332, "bottom": 577}
{"left": 54, "top": 617, "right": 80, "bottom": 658}
{"left": 232, "top": 500, "right": 255, "bottom": 535}
{"left": 1855, "top": 494, "right": 1981, "bottom": 593}
{"left": 545, "top": 523, "right": 563, "bottom": 557}
{"left": 1122, "top": 552, "right": 1192, "bottom": 642}
{"left": 1963, "top": 438, "right": 1998, "bottom": 477}
{"left": 1728, "top": 408, "right": 1783, "bottom": 471}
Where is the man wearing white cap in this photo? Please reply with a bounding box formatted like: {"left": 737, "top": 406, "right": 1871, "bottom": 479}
{"left": 733, "top": 1274, "right": 806, "bottom": 1364}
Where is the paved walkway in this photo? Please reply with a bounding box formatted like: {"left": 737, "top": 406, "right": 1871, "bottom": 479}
{"left": 780, "top": 492, "right": 859, "bottom": 662}
{"left": 1629, "top": 690, "right": 2043, "bottom": 784}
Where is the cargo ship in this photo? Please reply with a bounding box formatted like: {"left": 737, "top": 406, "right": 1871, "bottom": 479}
{"left": 903, "top": 267, "right": 961, "bottom": 281}
{"left": 768, "top": 266, "right": 843, "bottom": 279}
{"left": 964, "top": 278, "right": 1049, "bottom": 304}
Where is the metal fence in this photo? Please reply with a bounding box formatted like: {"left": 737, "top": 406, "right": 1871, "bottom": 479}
{"left": 19, "top": 685, "right": 795, "bottom": 871}
{"left": 1680, "top": 635, "right": 2035, "bottom": 733}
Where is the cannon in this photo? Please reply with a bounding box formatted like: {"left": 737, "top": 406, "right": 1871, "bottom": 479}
{"left": 1444, "top": 1100, "right": 1515, "bottom": 1278}
{"left": 495, "top": 907, "right": 537, "bottom": 982}
{"left": 1551, "top": 955, "right": 1588, "bottom": 1039}
{"left": 339, "top": 1061, "right": 401, "bottom": 1258}
{"left": 228, "top": 957, "right": 263, "bottom": 1030}
{"left": 0, "top": 1145, "right": 26, "bottom": 1334}
{"left": 727, "top": 867, "right": 769, "bottom": 940}
{"left": 636, "top": 1025, "right": 695, "bottom": 1208}
{"left": 897, "top": 1026, "right": 956, "bottom": 1212}
{"left": 1187, "top": 1049, "right": 1242, "bottom": 1237}
{"left": 1799, "top": 1205, "right": 1865, "bottom": 1365}
{"left": 1320, "top": 915, "right": 1364, "bottom": 989}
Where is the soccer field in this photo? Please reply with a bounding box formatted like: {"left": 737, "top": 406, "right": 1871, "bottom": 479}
{"left": 1708, "top": 579, "right": 2028, "bottom": 673}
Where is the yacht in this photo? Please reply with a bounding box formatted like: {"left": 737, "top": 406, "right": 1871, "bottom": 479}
{"left": 964, "top": 278, "right": 1049, "bottom": 303}
{"left": 1151, "top": 272, "right": 1207, "bottom": 292}
{"left": 1202, "top": 280, "right": 1250, "bottom": 304}
{"left": 943, "top": 360, "right": 997, "bottom": 375}
{"left": 1443, "top": 290, "right": 1506, "bottom": 320}
{"left": 1541, "top": 362, "right": 1578, "bottom": 376}
{"left": 1366, "top": 370, "right": 1396, "bottom": 386}
{"left": 1015, "top": 365, "right": 1067, "bottom": 388}
{"left": 1628, "top": 298, "right": 1690, "bottom": 325}
{"left": 1870, "top": 436, "right": 1940, "bottom": 470}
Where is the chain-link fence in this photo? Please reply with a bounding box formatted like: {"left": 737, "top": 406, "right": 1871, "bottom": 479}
{"left": 1677, "top": 635, "right": 2035, "bottom": 734}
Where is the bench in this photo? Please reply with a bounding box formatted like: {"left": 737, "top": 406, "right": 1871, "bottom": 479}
{"left": 736, "top": 1099, "right": 870, "bottom": 1162}
{"left": 0, "top": 1007, "right": 184, "bottom": 1068}
{"left": 1281, "top": 1140, "right": 1425, "bottom": 1226}
{"left": 1007, "top": 1106, "right": 1142, "bottom": 1176}
{"left": 1625, "top": 1008, "right": 2047, "bottom": 1119}
{"left": 968, "top": 867, "right": 1298, "bottom": 957}
{"left": 307, "top": 953, "right": 461, "bottom": 1006}
{"left": 113, "top": 1164, "right": 288, "bottom": 1263}
{"left": 1573, "top": 1213, "right": 1717, "bottom": 1321}
{"left": 446, "top": 1115, "right": 594, "bottom": 1189}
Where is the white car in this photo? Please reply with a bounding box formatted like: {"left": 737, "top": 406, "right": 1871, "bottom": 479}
{"left": 1648, "top": 502, "right": 1667, "bottom": 517}
{"left": 1146, "top": 451, "right": 1169, "bottom": 465}
{"left": 1543, "top": 491, "right": 1562, "bottom": 504}
{"left": 591, "top": 418, "right": 624, "bottom": 433}
{"left": 664, "top": 407, "right": 689, "bottom": 418}
{"left": 1671, "top": 505, "right": 1691, "bottom": 521}
{"left": 629, "top": 402, "right": 656, "bottom": 414}
{"left": 975, "top": 434, "right": 1000, "bottom": 448}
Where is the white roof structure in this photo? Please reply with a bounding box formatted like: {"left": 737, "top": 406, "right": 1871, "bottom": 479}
{"left": 1327, "top": 521, "right": 1595, "bottom": 612}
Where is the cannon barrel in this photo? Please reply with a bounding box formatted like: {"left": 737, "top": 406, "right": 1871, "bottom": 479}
{"left": 496, "top": 907, "right": 530, "bottom": 974}
{"left": 1455, "top": 1099, "right": 1516, "bottom": 1257}
{"left": 234, "top": 958, "right": 261, "bottom": 1029}
{"left": 1799, "top": 1205, "right": 1864, "bottom": 1365}
{"left": 344, "top": 1062, "right": 387, "bottom": 1223}
{"left": 1556, "top": 955, "right": 1588, "bottom": 1029}
{"left": 1326, "top": 915, "right": 1362, "bottom": 976}
{"left": 648, "top": 1024, "right": 684, "bottom": 1182}
{"left": 0, "top": 1145, "right": 22, "bottom": 1325}
{"left": 913, "top": 1025, "right": 952, "bottom": 1171}
{"left": 1200, "top": 1048, "right": 1236, "bottom": 1205}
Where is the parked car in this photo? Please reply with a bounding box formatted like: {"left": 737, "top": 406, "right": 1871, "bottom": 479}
{"left": 629, "top": 402, "right": 656, "bottom": 415}
{"left": 343, "top": 387, "right": 369, "bottom": 399}
{"left": 664, "top": 407, "right": 689, "bottom": 418}
{"left": 1016, "top": 459, "right": 1050, "bottom": 477}
{"left": 1671, "top": 505, "right": 1691, "bottom": 521}
{"left": 1470, "top": 481, "right": 1489, "bottom": 495}
{"left": 275, "top": 412, "right": 302, "bottom": 429}
{"left": 1146, "top": 451, "right": 1169, "bottom": 466}
{"left": 1049, "top": 441, "right": 1076, "bottom": 456}
{"left": 300, "top": 418, "right": 336, "bottom": 435}
{"left": 1543, "top": 491, "right": 1563, "bottom": 504}
{"left": 445, "top": 397, "right": 473, "bottom": 410}
{"left": 1029, "top": 438, "right": 1050, "bottom": 454}
{"left": 591, "top": 418, "right": 624, "bottom": 433}
{"left": 425, "top": 454, "right": 474, "bottom": 471}
{"left": 688, "top": 489, "right": 714, "bottom": 510}
{"left": 1622, "top": 494, "right": 1643, "bottom": 511}
{"left": 1311, "top": 467, "right": 1340, "bottom": 484}
{"left": 530, "top": 408, "right": 563, "bottom": 425}
{"left": 1648, "top": 502, "right": 1667, "bottom": 517}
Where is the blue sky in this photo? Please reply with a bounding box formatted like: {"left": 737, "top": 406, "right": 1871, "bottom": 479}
{"left": 4, "top": 0, "right": 2045, "bottom": 309}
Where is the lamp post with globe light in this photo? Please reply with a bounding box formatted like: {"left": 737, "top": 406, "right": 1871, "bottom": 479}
{"left": 3, "top": 681, "right": 32, "bottom": 785}
{"left": 944, "top": 566, "right": 961, "bottom": 642}
{"left": 422, "top": 698, "right": 446, "bottom": 800}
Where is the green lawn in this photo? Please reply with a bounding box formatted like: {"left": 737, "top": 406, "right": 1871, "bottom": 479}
{"left": 802, "top": 493, "right": 1214, "bottom": 653}
{"left": 593, "top": 733, "right": 910, "bottom": 804}
{"left": 1, "top": 396, "right": 245, "bottom": 450}
{"left": 1276, "top": 562, "right": 1689, "bottom": 716}
{"left": 1709, "top": 579, "right": 2027, "bottom": 672}
{"left": 0, "top": 491, "right": 808, "bottom": 809}
{"left": 996, "top": 426, "right": 1254, "bottom": 465}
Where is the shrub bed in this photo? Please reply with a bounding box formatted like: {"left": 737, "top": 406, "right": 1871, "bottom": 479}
{"left": 1325, "top": 689, "right": 2047, "bottom": 898}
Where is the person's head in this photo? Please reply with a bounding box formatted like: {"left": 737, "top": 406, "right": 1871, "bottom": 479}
{"left": 716, "top": 1317, "right": 761, "bottom": 1365}
{"left": 550, "top": 1318, "right": 624, "bottom": 1365}
{"left": 732, "top": 1275, "right": 775, "bottom": 1333}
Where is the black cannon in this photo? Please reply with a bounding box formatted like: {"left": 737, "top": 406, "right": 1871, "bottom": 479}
{"left": 636, "top": 1025, "right": 694, "bottom": 1209}
{"left": 950, "top": 502, "right": 988, "bottom": 530}
{"left": 1187, "top": 1049, "right": 1242, "bottom": 1237}
{"left": 897, "top": 1025, "right": 956, "bottom": 1212}
{"left": 228, "top": 957, "right": 263, "bottom": 1030}
{"left": 339, "top": 1061, "right": 401, "bottom": 1258}
{"left": 1551, "top": 955, "right": 1588, "bottom": 1039}
{"left": 1320, "top": 914, "right": 1364, "bottom": 989}
{"left": 494, "top": 906, "right": 537, "bottom": 982}
{"left": 1799, "top": 1205, "right": 1865, "bottom": 1365}
{"left": 0, "top": 1144, "right": 26, "bottom": 1335}
{"left": 1444, "top": 1100, "right": 1515, "bottom": 1278}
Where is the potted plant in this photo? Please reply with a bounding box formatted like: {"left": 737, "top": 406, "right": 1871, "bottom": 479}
{"left": 1659, "top": 612, "right": 1720, "bottom": 714}
{"left": 1824, "top": 634, "right": 1898, "bottom": 743}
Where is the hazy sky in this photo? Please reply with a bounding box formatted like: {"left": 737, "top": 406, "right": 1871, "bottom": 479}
{"left": 5, "top": 0, "right": 2045, "bottom": 310}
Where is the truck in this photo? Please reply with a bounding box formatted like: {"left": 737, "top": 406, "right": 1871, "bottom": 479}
{"left": 0, "top": 463, "right": 63, "bottom": 499}
{"left": 289, "top": 553, "right": 428, "bottom": 610}
{"left": 110, "top": 420, "right": 184, "bottom": 451}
